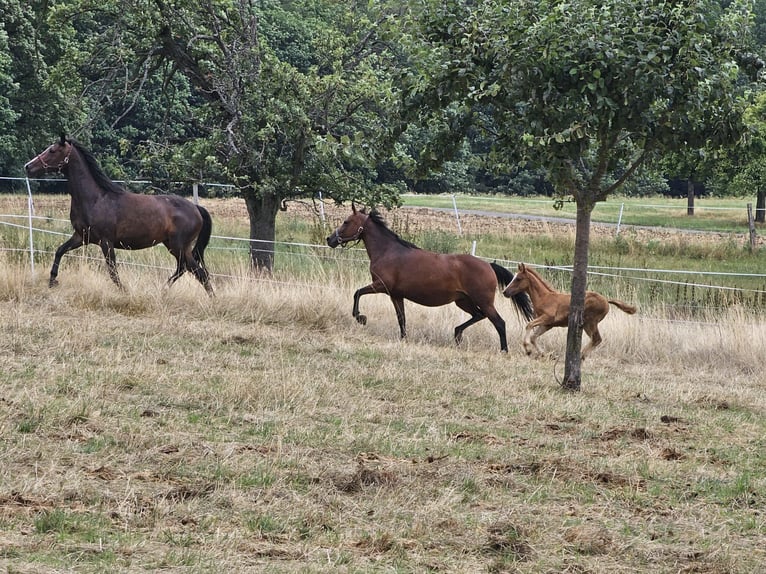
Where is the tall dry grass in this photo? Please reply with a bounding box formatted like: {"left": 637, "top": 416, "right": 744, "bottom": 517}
{"left": 1, "top": 243, "right": 765, "bottom": 572}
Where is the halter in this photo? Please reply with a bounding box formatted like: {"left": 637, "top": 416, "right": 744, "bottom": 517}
{"left": 35, "top": 142, "right": 73, "bottom": 173}
{"left": 331, "top": 224, "right": 364, "bottom": 246}
{"left": 332, "top": 214, "right": 368, "bottom": 246}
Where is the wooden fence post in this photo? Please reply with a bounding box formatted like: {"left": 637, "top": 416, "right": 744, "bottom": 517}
{"left": 747, "top": 203, "right": 757, "bottom": 252}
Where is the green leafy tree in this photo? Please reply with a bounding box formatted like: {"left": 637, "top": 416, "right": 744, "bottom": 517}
{"left": 725, "top": 91, "right": 766, "bottom": 222}
{"left": 154, "top": 0, "right": 407, "bottom": 269}
{"left": 0, "top": 0, "right": 78, "bottom": 175}
{"left": 402, "top": 0, "right": 756, "bottom": 389}
{"left": 0, "top": 12, "right": 18, "bottom": 171}
{"left": 29, "top": 0, "right": 408, "bottom": 270}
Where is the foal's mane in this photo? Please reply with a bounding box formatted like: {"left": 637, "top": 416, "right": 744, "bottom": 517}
{"left": 366, "top": 209, "right": 420, "bottom": 249}
{"left": 523, "top": 265, "right": 558, "bottom": 293}
{"left": 69, "top": 139, "right": 125, "bottom": 196}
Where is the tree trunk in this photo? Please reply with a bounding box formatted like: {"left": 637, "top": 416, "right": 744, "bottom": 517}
{"left": 756, "top": 189, "right": 765, "bottom": 224}
{"left": 687, "top": 179, "right": 695, "bottom": 216}
{"left": 563, "top": 201, "right": 594, "bottom": 391}
{"left": 243, "top": 188, "right": 281, "bottom": 271}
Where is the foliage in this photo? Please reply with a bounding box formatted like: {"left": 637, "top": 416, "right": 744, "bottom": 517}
{"left": 399, "top": 0, "right": 759, "bottom": 389}
{"left": 0, "top": 0, "right": 77, "bottom": 174}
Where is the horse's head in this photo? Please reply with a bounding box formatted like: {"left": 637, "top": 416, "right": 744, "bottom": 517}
{"left": 503, "top": 263, "right": 531, "bottom": 298}
{"left": 326, "top": 206, "right": 368, "bottom": 248}
{"left": 25, "top": 135, "right": 74, "bottom": 177}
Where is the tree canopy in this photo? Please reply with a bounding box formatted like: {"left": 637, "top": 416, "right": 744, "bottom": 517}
{"left": 400, "top": 0, "right": 758, "bottom": 388}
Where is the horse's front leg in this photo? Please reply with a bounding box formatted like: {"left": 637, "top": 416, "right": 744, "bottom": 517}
{"left": 49, "top": 233, "right": 83, "bottom": 287}
{"left": 522, "top": 319, "right": 548, "bottom": 357}
{"left": 100, "top": 241, "right": 122, "bottom": 289}
{"left": 528, "top": 324, "right": 553, "bottom": 358}
{"left": 390, "top": 297, "right": 406, "bottom": 339}
{"left": 352, "top": 284, "right": 382, "bottom": 326}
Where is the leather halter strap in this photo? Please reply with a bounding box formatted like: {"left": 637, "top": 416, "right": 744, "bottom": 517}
{"left": 333, "top": 214, "right": 368, "bottom": 245}
{"left": 36, "top": 142, "right": 73, "bottom": 173}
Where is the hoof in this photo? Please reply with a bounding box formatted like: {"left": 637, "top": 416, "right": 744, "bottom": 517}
{"left": 49, "top": 278, "right": 59, "bottom": 288}
{"left": 355, "top": 315, "right": 367, "bottom": 326}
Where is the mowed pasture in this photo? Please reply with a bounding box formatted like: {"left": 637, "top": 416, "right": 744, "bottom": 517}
{"left": 1, "top": 194, "right": 766, "bottom": 573}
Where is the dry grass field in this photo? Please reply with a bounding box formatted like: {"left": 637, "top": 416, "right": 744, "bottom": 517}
{"left": 1, "top": 197, "right": 765, "bottom": 573}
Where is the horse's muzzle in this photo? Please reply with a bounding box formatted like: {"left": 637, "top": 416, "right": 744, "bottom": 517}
{"left": 24, "top": 159, "right": 42, "bottom": 177}
{"left": 503, "top": 285, "right": 519, "bottom": 298}
{"left": 326, "top": 232, "right": 341, "bottom": 248}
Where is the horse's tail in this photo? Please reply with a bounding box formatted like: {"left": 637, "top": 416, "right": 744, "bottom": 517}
{"left": 491, "top": 262, "right": 535, "bottom": 321}
{"left": 608, "top": 299, "right": 637, "bottom": 315}
{"left": 193, "top": 205, "right": 212, "bottom": 266}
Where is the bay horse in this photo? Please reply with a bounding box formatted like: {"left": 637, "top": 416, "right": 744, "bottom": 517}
{"left": 503, "top": 263, "right": 636, "bottom": 359}
{"left": 326, "top": 206, "right": 534, "bottom": 352}
{"left": 25, "top": 135, "right": 213, "bottom": 293}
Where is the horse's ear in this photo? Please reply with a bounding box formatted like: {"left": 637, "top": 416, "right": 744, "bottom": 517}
{"left": 351, "top": 202, "right": 357, "bottom": 214}
{"left": 59, "top": 133, "right": 67, "bottom": 145}
{"left": 518, "top": 263, "right": 525, "bottom": 271}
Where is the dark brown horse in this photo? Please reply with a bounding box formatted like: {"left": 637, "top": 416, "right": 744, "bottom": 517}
{"left": 25, "top": 135, "right": 213, "bottom": 293}
{"left": 326, "top": 206, "right": 534, "bottom": 351}
{"left": 503, "top": 263, "right": 636, "bottom": 359}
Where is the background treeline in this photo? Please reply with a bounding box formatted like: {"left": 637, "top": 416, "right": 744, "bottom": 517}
{"left": 1, "top": 0, "right": 765, "bottom": 200}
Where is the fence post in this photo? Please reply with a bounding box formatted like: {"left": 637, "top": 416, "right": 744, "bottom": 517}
{"left": 616, "top": 203, "right": 624, "bottom": 236}
{"left": 24, "top": 177, "right": 35, "bottom": 274}
{"left": 193, "top": 182, "right": 199, "bottom": 204}
{"left": 451, "top": 194, "right": 463, "bottom": 236}
{"left": 747, "top": 203, "right": 757, "bottom": 252}
{"left": 318, "top": 192, "right": 326, "bottom": 225}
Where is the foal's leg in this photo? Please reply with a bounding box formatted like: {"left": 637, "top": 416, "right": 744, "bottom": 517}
{"left": 100, "top": 241, "right": 122, "bottom": 288}
{"left": 49, "top": 233, "right": 83, "bottom": 287}
{"left": 581, "top": 324, "right": 603, "bottom": 360}
{"left": 522, "top": 318, "right": 550, "bottom": 357}
{"left": 528, "top": 324, "right": 552, "bottom": 357}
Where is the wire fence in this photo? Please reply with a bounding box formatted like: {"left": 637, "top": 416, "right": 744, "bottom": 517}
{"left": 1, "top": 180, "right": 765, "bottom": 320}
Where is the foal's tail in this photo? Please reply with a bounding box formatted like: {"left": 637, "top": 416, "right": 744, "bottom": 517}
{"left": 193, "top": 205, "right": 212, "bottom": 266}
{"left": 491, "top": 262, "right": 535, "bottom": 321}
{"left": 609, "top": 299, "right": 637, "bottom": 315}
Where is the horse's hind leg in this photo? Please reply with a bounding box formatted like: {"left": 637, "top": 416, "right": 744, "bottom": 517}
{"left": 191, "top": 262, "right": 213, "bottom": 294}
{"left": 485, "top": 307, "right": 507, "bottom": 352}
{"left": 49, "top": 234, "right": 83, "bottom": 287}
{"left": 166, "top": 253, "right": 186, "bottom": 287}
{"left": 581, "top": 325, "right": 602, "bottom": 360}
{"left": 184, "top": 248, "right": 214, "bottom": 295}
{"left": 453, "top": 300, "right": 490, "bottom": 347}
{"left": 100, "top": 242, "right": 123, "bottom": 289}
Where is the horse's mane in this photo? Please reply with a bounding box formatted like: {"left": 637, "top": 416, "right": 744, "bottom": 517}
{"left": 69, "top": 139, "right": 125, "bottom": 195}
{"left": 523, "top": 265, "right": 558, "bottom": 293}
{"left": 366, "top": 209, "right": 420, "bottom": 249}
